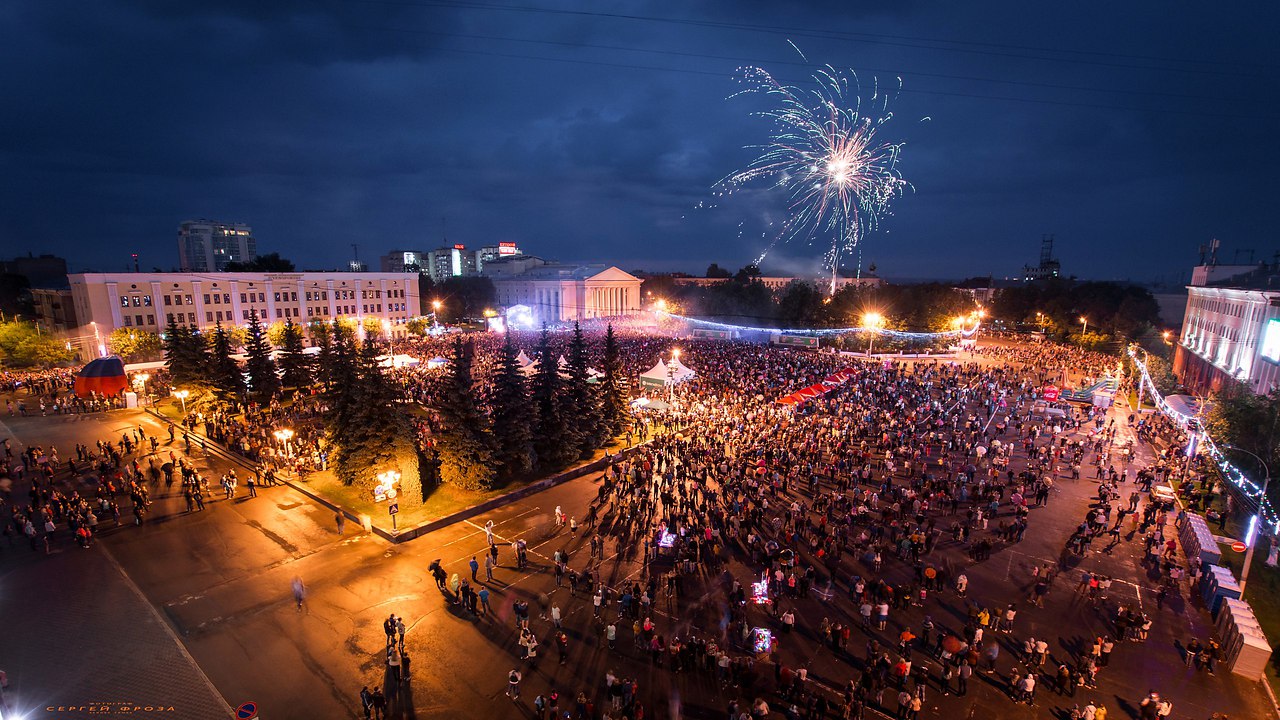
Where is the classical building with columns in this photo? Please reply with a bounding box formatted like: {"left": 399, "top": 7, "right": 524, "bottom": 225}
{"left": 485, "top": 258, "right": 642, "bottom": 324}
{"left": 67, "top": 271, "right": 420, "bottom": 343}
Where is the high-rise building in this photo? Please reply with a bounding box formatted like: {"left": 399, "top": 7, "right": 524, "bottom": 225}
{"left": 474, "top": 242, "right": 521, "bottom": 272}
{"left": 380, "top": 250, "right": 427, "bottom": 273}
{"left": 177, "top": 220, "right": 257, "bottom": 272}
{"left": 1, "top": 253, "right": 70, "bottom": 289}
{"left": 426, "top": 245, "right": 477, "bottom": 283}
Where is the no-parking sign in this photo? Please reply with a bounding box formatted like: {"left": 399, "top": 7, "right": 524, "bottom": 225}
{"left": 235, "top": 701, "right": 259, "bottom": 719}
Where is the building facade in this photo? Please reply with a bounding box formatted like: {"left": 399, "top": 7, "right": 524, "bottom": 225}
{"left": 68, "top": 271, "right": 420, "bottom": 342}
{"left": 490, "top": 265, "right": 642, "bottom": 324}
{"left": 1, "top": 254, "right": 69, "bottom": 289}
{"left": 177, "top": 220, "right": 257, "bottom": 272}
{"left": 30, "top": 288, "right": 79, "bottom": 334}
{"left": 380, "top": 250, "right": 427, "bottom": 273}
{"left": 1175, "top": 284, "right": 1280, "bottom": 395}
{"left": 425, "top": 245, "right": 478, "bottom": 283}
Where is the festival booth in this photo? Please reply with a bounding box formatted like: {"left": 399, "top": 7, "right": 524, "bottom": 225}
{"left": 425, "top": 356, "right": 448, "bottom": 370}
{"left": 74, "top": 356, "right": 128, "bottom": 399}
{"left": 775, "top": 367, "right": 857, "bottom": 405}
{"left": 638, "top": 359, "right": 697, "bottom": 389}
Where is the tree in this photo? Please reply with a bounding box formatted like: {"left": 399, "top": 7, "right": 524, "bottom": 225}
{"left": 208, "top": 321, "right": 244, "bottom": 403}
{"left": 267, "top": 321, "right": 289, "bottom": 348}
{"left": 565, "top": 322, "right": 601, "bottom": 456}
{"left": 329, "top": 339, "right": 422, "bottom": 501}
{"left": 488, "top": 331, "right": 535, "bottom": 478}
{"left": 434, "top": 337, "right": 497, "bottom": 489}
{"left": 0, "top": 320, "right": 72, "bottom": 368}
{"left": 435, "top": 276, "right": 497, "bottom": 321}
{"left": 530, "top": 327, "right": 577, "bottom": 470}
{"left": 706, "top": 263, "right": 732, "bottom": 279}
{"left": 223, "top": 252, "right": 295, "bottom": 272}
{"left": 243, "top": 311, "right": 280, "bottom": 401}
{"left": 599, "top": 324, "right": 629, "bottom": 437}
{"left": 107, "top": 328, "right": 163, "bottom": 362}
{"left": 162, "top": 318, "right": 209, "bottom": 385}
{"left": 277, "top": 318, "right": 313, "bottom": 390}
{"left": 1205, "top": 382, "right": 1280, "bottom": 479}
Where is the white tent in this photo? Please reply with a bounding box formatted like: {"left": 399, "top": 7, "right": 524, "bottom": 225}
{"left": 377, "top": 354, "right": 421, "bottom": 368}
{"left": 516, "top": 349, "right": 535, "bottom": 368}
{"left": 557, "top": 355, "right": 569, "bottom": 368}
{"left": 638, "top": 359, "right": 668, "bottom": 388}
{"left": 425, "top": 356, "right": 448, "bottom": 369}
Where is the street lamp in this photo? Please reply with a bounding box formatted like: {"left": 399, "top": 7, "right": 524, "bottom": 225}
{"left": 431, "top": 299, "right": 443, "bottom": 329}
{"left": 1222, "top": 445, "right": 1272, "bottom": 597}
{"left": 1080, "top": 316, "right": 1089, "bottom": 337}
{"left": 655, "top": 299, "right": 667, "bottom": 311}
{"left": 273, "top": 428, "right": 295, "bottom": 459}
{"left": 862, "top": 312, "right": 884, "bottom": 356}
{"left": 172, "top": 389, "right": 189, "bottom": 416}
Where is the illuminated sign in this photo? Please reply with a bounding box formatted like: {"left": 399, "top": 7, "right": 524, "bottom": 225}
{"left": 453, "top": 244, "right": 466, "bottom": 250}
{"left": 498, "top": 242, "right": 518, "bottom": 256}
{"left": 1262, "top": 319, "right": 1280, "bottom": 363}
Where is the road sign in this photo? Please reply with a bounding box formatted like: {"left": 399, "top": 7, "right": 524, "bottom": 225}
{"left": 388, "top": 503, "right": 399, "bottom": 516}
{"left": 235, "top": 702, "right": 258, "bottom": 719}
{"left": 1232, "top": 540, "right": 1247, "bottom": 553}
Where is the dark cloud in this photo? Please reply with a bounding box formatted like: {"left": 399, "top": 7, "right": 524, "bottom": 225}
{"left": 0, "top": 0, "right": 1277, "bottom": 279}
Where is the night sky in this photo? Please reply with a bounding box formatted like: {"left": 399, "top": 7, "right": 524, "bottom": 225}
{"left": 2, "top": 1, "right": 1276, "bottom": 282}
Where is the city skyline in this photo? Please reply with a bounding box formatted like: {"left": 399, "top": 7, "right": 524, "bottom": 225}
{"left": 1, "top": 2, "right": 1275, "bottom": 282}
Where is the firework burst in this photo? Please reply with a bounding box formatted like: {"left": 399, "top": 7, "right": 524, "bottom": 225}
{"left": 717, "top": 60, "right": 912, "bottom": 290}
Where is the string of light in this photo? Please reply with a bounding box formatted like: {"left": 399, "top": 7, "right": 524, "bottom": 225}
{"left": 658, "top": 311, "right": 981, "bottom": 339}
{"left": 1128, "top": 348, "right": 1278, "bottom": 534}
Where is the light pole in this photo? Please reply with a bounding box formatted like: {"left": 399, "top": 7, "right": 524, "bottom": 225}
{"left": 668, "top": 348, "right": 680, "bottom": 404}
{"left": 1080, "top": 316, "right": 1088, "bottom": 339}
{"left": 432, "top": 299, "right": 442, "bottom": 329}
{"left": 1223, "top": 445, "right": 1272, "bottom": 597}
{"left": 172, "top": 389, "right": 189, "bottom": 417}
{"left": 862, "top": 312, "right": 884, "bottom": 356}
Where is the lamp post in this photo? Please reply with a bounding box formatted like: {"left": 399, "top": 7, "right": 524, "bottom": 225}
{"left": 668, "top": 348, "right": 680, "bottom": 404}
{"left": 1080, "top": 316, "right": 1088, "bottom": 338}
{"left": 862, "top": 312, "right": 884, "bottom": 356}
{"left": 172, "top": 389, "right": 189, "bottom": 417}
{"left": 274, "top": 428, "right": 295, "bottom": 458}
{"left": 431, "top": 299, "right": 442, "bottom": 329}
{"left": 1223, "top": 445, "right": 1272, "bottom": 597}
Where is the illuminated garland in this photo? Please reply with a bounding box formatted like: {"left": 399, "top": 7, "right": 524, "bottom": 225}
{"left": 1128, "top": 348, "right": 1278, "bottom": 534}
{"left": 658, "top": 311, "right": 981, "bottom": 339}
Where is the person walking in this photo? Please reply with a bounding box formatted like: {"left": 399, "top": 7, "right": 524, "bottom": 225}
{"left": 507, "top": 669, "right": 522, "bottom": 699}
{"left": 478, "top": 585, "right": 492, "bottom": 615}
{"left": 469, "top": 556, "right": 480, "bottom": 582}
{"left": 395, "top": 615, "right": 406, "bottom": 652}
{"left": 369, "top": 688, "right": 385, "bottom": 720}
{"left": 387, "top": 646, "right": 403, "bottom": 684}
{"left": 383, "top": 614, "right": 397, "bottom": 647}
{"left": 335, "top": 512, "right": 346, "bottom": 535}
{"left": 291, "top": 576, "right": 306, "bottom": 611}
{"left": 359, "top": 686, "right": 373, "bottom": 720}
{"left": 485, "top": 553, "right": 495, "bottom": 582}
{"left": 246, "top": 474, "right": 257, "bottom": 497}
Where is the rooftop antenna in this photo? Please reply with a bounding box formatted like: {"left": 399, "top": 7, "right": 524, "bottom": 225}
{"left": 131, "top": 253, "right": 139, "bottom": 272}
{"left": 351, "top": 243, "right": 359, "bottom": 265}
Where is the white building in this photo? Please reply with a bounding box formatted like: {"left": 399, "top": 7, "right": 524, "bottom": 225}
{"left": 68, "top": 271, "right": 420, "bottom": 342}
{"left": 1175, "top": 282, "right": 1280, "bottom": 395}
{"left": 177, "top": 220, "right": 256, "bottom": 272}
{"left": 487, "top": 260, "right": 642, "bottom": 324}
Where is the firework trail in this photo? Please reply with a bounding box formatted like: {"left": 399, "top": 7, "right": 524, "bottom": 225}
{"left": 716, "top": 57, "right": 912, "bottom": 291}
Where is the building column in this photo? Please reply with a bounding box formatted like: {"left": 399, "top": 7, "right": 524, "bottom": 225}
{"left": 191, "top": 281, "right": 205, "bottom": 329}
{"left": 150, "top": 281, "right": 165, "bottom": 328}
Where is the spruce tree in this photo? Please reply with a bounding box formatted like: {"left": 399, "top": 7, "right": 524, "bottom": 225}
{"left": 208, "top": 321, "right": 245, "bottom": 403}
{"left": 530, "top": 327, "right": 576, "bottom": 470}
{"left": 565, "top": 321, "right": 601, "bottom": 456}
{"left": 163, "top": 317, "right": 194, "bottom": 384}
{"left": 277, "top": 318, "right": 313, "bottom": 391}
{"left": 434, "top": 337, "right": 497, "bottom": 490}
{"left": 243, "top": 311, "right": 280, "bottom": 402}
{"left": 599, "top": 324, "right": 629, "bottom": 437}
{"left": 488, "top": 330, "right": 534, "bottom": 478}
{"left": 330, "top": 338, "right": 421, "bottom": 501}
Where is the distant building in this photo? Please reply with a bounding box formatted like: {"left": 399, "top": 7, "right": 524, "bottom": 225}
{"left": 484, "top": 256, "right": 641, "bottom": 323}
{"left": 1022, "top": 234, "right": 1061, "bottom": 282}
{"left": 30, "top": 288, "right": 78, "bottom": 333}
{"left": 475, "top": 242, "right": 521, "bottom": 273}
{"left": 1, "top": 253, "right": 69, "bottom": 289}
{"left": 68, "top": 271, "right": 419, "bottom": 343}
{"left": 380, "top": 250, "right": 427, "bottom": 273}
{"left": 426, "top": 245, "right": 477, "bottom": 283}
{"left": 177, "top": 220, "right": 257, "bottom": 272}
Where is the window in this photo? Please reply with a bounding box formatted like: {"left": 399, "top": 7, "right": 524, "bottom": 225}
{"left": 257, "top": 292, "right": 265, "bottom": 302}
{"left": 164, "top": 295, "right": 171, "bottom": 306}
{"left": 307, "top": 306, "right": 313, "bottom": 317}
{"left": 274, "top": 292, "right": 281, "bottom": 302}
{"left": 224, "top": 293, "right": 230, "bottom": 304}
{"left": 276, "top": 308, "right": 282, "bottom": 319}
{"left": 305, "top": 291, "right": 312, "bottom": 301}
{"left": 143, "top": 295, "right": 152, "bottom": 307}
{"left": 240, "top": 293, "right": 248, "bottom": 303}
{"left": 216, "top": 311, "right": 223, "bottom": 321}
{"left": 147, "top": 315, "right": 154, "bottom": 325}
{"left": 206, "top": 312, "right": 213, "bottom": 322}
{"left": 290, "top": 292, "right": 297, "bottom": 301}
{"left": 213, "top": 294, "right": 221, "bottom": 304}
{"left": 243, "top": 310, "right": 251, "bottom": 320}
{"left": 188, "top": 312, "right": 196, "bottom": 323}
{"left": 120, "top": 296, "right": 130, "bottom": 308}
{"left": 167, "top": 313, "right": 174, "bottom": 324}
{"left": 123, "top": 315, "right": 133, "bottom": 326}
